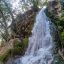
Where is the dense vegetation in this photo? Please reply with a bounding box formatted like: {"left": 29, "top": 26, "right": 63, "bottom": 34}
{"left": 46, "top": 1, "right": 64, "bottom": 50}
{"left": 46, "top": 1, "right": 64, "bottom": 63}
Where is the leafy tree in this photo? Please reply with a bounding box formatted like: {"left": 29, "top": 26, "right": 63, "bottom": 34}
{"left": 20, "top": 0, "right": 48, "bottom": 12}
{"left": 0, "top": 0, "right": 15, "bottom": 42}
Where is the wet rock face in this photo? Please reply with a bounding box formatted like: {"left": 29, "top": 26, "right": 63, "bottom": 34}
{"left": 47, "top": 0, "right": 61, "bottom": 17}
{"left": 11, "top": 7, "right": 38, "bottom": 38}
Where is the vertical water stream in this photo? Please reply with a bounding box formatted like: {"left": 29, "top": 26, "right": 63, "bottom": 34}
{"left": 15, "top": 6, "right": 53, "bottom": 64}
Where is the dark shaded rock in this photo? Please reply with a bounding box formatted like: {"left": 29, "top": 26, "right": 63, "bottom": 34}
{"left": 47, "top": 0, "right": 61, "bottom": 17}
{"left": 11, "top": 6, "right": 39, "bottom": 38}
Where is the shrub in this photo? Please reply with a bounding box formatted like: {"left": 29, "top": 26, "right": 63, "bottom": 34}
{"left": 46, "top": 6, "right": 64, "bottom": 49}
{"left": 0, "top": 49, "right": 11, "bottom": 62}
{"left": 23, "top": 37, "right": 28, "bottom": 48}
{"left": 10, "top": 38, "right": 29, "bottom": 56}
{"left": 0, "top": 38, "right": 29, "bottom": 63}
{"left": 61, "top": 31, "right": 64, "bottom": 41}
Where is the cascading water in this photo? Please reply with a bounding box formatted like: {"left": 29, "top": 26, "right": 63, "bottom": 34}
{"left": 14, "top": 6, "right": 54, "bottom": 64}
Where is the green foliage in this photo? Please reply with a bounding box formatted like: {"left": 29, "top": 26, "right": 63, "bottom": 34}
{"left": 0, "top": 61, "right": 3, "bottom": 64}
{"left": 11, "top": 39, "right": 24, "bottom": 55}
{"left": 1, "top": 33, "right": 9, "bottom": 42}
{"left": 21, "top": 0, "right": 48, "bottom": 11}
{"left": 10, "top": 38, "right": 28, "bottom": 56}
{"left": 59, "top": 17, "right": 64, "bottom": 28}
{"left": 23, "top": 37, "right": 28, "bottom": 47}
{"left": 46, "top": 0, "right": 64, "bottom": 49}
{"left": 0, "top": 38, "right": 29, "bottom": 63}
{"left": 29, "top": 0, "right": 39, "bottom": 7}
{"left": 29, "top": 0, "right": 48, "bottom": 7}
{"left": 0, "top": 2, "right": 9, "bottom": 41}
{"left": 0, "top": 0, "right": 14, "bottom": 42}
{"left": 61, "top": 31, "right": 64, "bottom": 41}
{"left": 54, "top": 54, "right": 64, "bottom": 64}
{"left": 0, "top": 50, "right": 11, "bottom": 62}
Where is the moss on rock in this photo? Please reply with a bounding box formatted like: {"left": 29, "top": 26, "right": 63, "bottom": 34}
{"left": 0, "top": 38, "right": 29, "bottom": 63}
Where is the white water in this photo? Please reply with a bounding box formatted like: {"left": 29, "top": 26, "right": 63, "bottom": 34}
{"left": 15, "top": 6, "right": 53, "bottom": 64}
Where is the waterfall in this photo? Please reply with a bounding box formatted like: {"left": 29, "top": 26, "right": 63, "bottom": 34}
{"left": 14, "top": 6, "right": 54, "bottom": 64}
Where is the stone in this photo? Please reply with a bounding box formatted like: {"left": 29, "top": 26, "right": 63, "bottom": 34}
{"left": 11, "top": 6, "right": 39, "bottom": 38}
{"left": 47, "top": 0, "right": 61, "bottom": 17}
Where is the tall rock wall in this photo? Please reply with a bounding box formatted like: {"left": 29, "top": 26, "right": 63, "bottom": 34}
{"left": 11, "top": 6, "right": 38, "bottom": 38}
{"left": 47, "top": 0, "right": 61, "bottom": 17}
